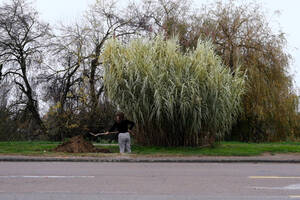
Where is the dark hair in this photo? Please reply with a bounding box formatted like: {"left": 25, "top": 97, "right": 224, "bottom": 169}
{"left": 115, "top": 111, "right": 125, "bottom": 121}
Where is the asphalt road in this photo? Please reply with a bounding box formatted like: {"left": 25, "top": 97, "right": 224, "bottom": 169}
{"left": 0, "top": 162, "right": 300, "bottom": 200}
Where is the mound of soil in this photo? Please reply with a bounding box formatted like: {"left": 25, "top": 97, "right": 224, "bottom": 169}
{"left": 54, "top": 135, "right": 111, "bottom": 153}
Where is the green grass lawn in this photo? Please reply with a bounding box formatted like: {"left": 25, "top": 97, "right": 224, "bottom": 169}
{"left": 1, "top": 141, "right": 300, "bottom": 156}
{"left": 131, "top": 142, "right": 300, "bottom": 156}
{"left": 0, "top": 141, "right": 60, "bottom": 155}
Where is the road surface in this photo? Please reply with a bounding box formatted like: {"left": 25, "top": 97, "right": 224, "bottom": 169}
{"left": 0, "top": 162, "right": 300, "bottom": 200}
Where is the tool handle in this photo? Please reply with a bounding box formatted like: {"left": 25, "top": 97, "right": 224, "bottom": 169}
{"left": 89, "top": 132, "right": 118, "bottom": 137}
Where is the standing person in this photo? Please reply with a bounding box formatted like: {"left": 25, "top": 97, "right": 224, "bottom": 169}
{"left": 105, "top": 112, "right": 135, "bottom": 154}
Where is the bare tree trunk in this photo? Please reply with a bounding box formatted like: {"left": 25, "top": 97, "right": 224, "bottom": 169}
{"left": 0, "top": 0, "right": 51, "bottom": 137}
{"left": 19, "top": 58, "right": 46, "bottom": 134}
{"left": 89, "top": 59, "right": 98, "bottom": 111}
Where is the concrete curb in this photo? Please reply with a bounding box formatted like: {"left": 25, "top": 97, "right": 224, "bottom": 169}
{"left": 1, "top": 155, "right": 300, "bottom": 163}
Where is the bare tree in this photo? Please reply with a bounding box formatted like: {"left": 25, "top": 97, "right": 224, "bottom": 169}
{"left": 46, "top": 22, "right": 88, "bottom": 111}
{"left": 39, "top": 0, "right": 149, "bottom": 140}
{"left": 0, "top": 0, "right": 52, "bottom": 134}
{"left": 83, "top": 0, "right": 149, "bottom": 112}
{"left": 49, "top": 0, "right": 148, "bottom": 113}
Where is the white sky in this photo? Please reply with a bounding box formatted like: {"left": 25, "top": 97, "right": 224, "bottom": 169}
{"left": 1, "top": 0, "right": 300, "bottom": 90}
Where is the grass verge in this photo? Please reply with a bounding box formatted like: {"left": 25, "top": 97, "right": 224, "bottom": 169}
{"left": 0, "top": 141, "right": 300, "bottom": 156}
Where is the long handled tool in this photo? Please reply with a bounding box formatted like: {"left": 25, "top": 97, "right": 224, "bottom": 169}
{"left": 89, "top": 131, "right": 118, "bottom": 137}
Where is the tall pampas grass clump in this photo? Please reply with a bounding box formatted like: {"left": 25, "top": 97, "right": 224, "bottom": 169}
{"left": 102, "top": 37, "right": 245, "bottom": 146}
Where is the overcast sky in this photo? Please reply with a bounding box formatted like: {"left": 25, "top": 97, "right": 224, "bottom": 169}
{"left": 1, "top": 0, "right": 300, "bottom": 90}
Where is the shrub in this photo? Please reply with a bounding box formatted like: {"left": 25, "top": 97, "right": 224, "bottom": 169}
{"left": 103, "top": 37, "right": 245, "bottom": 146}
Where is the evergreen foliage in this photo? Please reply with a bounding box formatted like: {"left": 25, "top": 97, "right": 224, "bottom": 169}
{"left": 103, "top": 37, "right": 245, "bottom": 146}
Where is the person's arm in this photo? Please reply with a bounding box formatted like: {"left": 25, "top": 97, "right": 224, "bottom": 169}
{"left": 127, "top": 120, "right": 135, "bottom": 130}
{"left": 105, "top": 122, "right": 117, "bottom": 135}
{"left": 126, "top": 120, "right": 135, "bottom": 135}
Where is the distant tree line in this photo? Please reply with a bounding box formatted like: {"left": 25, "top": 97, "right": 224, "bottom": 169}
{"left": 0, "top": 0, "right": 299, "bottom": 144}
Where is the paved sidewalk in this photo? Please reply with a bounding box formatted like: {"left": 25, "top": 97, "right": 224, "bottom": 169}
{"left": 1, "top": 154, "right": 300, "bottom": 163}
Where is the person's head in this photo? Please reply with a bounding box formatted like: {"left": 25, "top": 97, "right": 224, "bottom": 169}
{"left": 115, "top": 111, "right": 125, "bottom": 123}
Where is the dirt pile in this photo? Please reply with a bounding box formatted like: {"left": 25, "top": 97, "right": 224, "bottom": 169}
{"left": 54, "top": 135, "right": 111, "bottom": 153}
